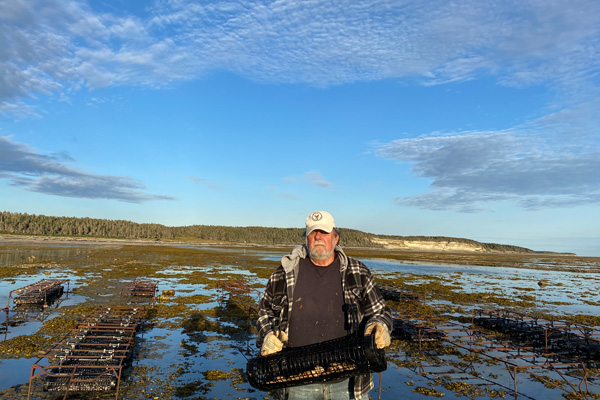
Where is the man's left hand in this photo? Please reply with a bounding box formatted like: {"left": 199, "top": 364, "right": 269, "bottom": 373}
{"left": 364, "top": 322, "right": 391, "bottom": 349}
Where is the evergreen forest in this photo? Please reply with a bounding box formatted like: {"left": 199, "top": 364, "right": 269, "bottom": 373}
{"left": 0, "top": 211, "right": 534, "bottom": 253}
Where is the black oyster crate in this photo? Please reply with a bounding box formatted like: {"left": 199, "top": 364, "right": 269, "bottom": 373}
{"left": 247, "top": 334, "right": 386, "bottom": 391}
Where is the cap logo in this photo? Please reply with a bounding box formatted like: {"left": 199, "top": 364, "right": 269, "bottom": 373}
{"left": 311, "top": 212, "right": 322, "bottom": 221}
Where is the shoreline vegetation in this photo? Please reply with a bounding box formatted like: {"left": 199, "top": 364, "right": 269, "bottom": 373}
{"left": 0, "top": 210, "right": 578, "bottom": 256}
{"left": 1, "top": 233, "right": 598, "bottom": 274}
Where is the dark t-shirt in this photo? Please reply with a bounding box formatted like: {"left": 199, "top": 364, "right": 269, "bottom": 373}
{"left": 287, "top": 255, "right": 347, "bottom": 347}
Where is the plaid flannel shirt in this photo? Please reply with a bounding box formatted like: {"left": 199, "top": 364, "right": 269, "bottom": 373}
{"left": 256, "top": 244, "right": 393, "bottom": 399}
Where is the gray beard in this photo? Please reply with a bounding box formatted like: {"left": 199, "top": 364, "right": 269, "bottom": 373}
{"left": 309, "top": 247, "right": 334, "bottom": 262}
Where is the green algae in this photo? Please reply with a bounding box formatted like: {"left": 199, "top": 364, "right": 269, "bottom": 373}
{"left": 37, "top": 314, "right": 79, "bottom": 336}
{"left": 203, "top": 369, "right": 235, "bottom": 381}
{"left": 174, "top": 379, "right": 212, "bottom": 397}
{"left": 172, "top": 294, "right": 212, "bottom": 305}
{"left": 122, "top": 364, "right": 181, "bottom": 400}
{"left": 383, "top": 274, "right": 538, "bottom": 310}
{"left": 443, "top": 381, "right": 507, "bottom": 398}
{"left": 0, "top": 334, "right": 50, "bottom": 358}
{"left": 413, "top": 386, "right": 445, "bottom": 397}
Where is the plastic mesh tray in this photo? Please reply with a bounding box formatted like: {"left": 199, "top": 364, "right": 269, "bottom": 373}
{"left": 44, "top": 372, "right": 116, "bottom": 392}
{"left": 247, "top": 334, "right": 386, "bottom": 391}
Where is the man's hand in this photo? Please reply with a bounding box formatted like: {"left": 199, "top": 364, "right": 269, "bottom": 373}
{"left": 260, "top": 331, "right": 288, "bottom": 356}
{"left": 364, "top": 322, "right": 391, "bottom": 349}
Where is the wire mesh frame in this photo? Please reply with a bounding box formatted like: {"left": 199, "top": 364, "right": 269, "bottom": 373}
{"left": 247, "top": 335, "right": 386, "bottom": 391}
{"left": 452, "top": 340, "right": 592, "bottom": 400}
{"left": 27, "top": 305, "right": 145, "bottom": 400}
{"left": 378, "top": 284, "right": 422, "bottom": 302}
{"left": 382, "top": 282, "right": 597, "bottom": 398}
{"left": 119, "top": 278, "right": 159, "bottom": 304}
{"left": 392, "top": 311, "right": 593, "bottom": 399}
{"left": 8, "top": 279, "right": 70, "bottom": 308}
{"left": 472, "top": 308, "right": 600, "bottom": 362}
{"left": 392, "top": 318, "right": 446, "bottom": 342}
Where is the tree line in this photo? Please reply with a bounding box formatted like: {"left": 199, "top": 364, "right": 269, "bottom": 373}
{"left": 0, "top": 211, "right": 534, "bottom": 252}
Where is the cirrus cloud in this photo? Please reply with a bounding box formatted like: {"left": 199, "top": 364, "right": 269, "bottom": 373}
{"left": 1, "top": 0, "right": 599, "bottom": 116}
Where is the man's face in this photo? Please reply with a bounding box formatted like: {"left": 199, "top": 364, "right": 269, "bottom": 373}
{"left": 307, "top": 229, "right": 339, "bottom": 264}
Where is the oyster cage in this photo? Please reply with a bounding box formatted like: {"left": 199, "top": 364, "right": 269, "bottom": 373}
{"left": 392, "top": 317, "right": 445, "bottom": 342}
{"left": 27, "top": 305, "right": 145, "bottom": 400}
{"left": 119, "top": 278, "right": 159, "bottom": 304}
{"left": 246, "top": 335, "right": 386, "bottom": 391}
{"left": 8, "top": 279, "right": 69, "bottom": 308}
{"left": 472, "top": 308, "right": 600, "bottom": 363}
{"left": 378, "top": 284, "right": 421, "bottom": 302}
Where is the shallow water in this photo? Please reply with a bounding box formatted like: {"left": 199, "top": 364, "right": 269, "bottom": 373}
{"left": 366, "top": 259, "right": 600, "bottom": 315}
{"left": 0, "top": 244, "right": 95, "bottom": 267}
{"left": 0, "top": 244, "right": 599, "bottom": 399}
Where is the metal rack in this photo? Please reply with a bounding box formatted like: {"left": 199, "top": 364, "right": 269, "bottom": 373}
{"left": 27, "top": 305, "right": 145, "bottom": 400}
{"left": 8, "top": 279, "right": 69, "bottom": 308}
{"left": 119, "top": 278, "right": 159, "bottom": 304}
{"left": 392, "top": 308, "right": 595, "bottom": 399}
{"left": 378, "top": 280, "right": 598, "bottom": 398}
{"left": 472, "top": 308, "right": 600, "bottom": 363}
{"left": 378, "top": 284, "right": 421, "bottom": 302}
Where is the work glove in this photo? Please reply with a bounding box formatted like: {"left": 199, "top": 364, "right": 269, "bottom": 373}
{"left": 365, "top": 322, "right": 391, "bottom": 349}
{"left": 260, "top": 330, "right": 288, "bottom": 356}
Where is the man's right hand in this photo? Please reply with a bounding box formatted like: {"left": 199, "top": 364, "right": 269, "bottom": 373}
{"left": 260, "top": 331, "right": 288, "bottom": 356}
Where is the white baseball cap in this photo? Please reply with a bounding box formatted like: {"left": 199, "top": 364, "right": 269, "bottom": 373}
{"left": 305, "top": 211, "right": 336, "bottom": 236}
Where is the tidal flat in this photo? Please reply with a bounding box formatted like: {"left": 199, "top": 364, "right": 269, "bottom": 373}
{"left": 0, "top": 240, "right": 599, "bottom": 399}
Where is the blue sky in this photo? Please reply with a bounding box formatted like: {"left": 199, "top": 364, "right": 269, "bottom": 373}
{"left": 1, "top": 0, "right": 599, "bottom": 256}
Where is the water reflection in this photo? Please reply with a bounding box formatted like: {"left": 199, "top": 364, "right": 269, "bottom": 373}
{"left": 0, "top": 244, "right": 93, "bottom": 267}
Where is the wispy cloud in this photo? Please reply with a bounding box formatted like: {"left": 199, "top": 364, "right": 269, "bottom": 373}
{"left": 271, "top": 171, "right": 332, "bottom": 196}
{"left": 0, "top": 100, "right": 41, "bottom": 119}
{"left": 268, "top": 186, "right": 300, "bottom": 200}
{"left": 189, "top": 176, "right": 222, "bottom": 190}
{"left": 2, "top": 0, "right": 599, "bottom": 116}
{"left": 0, "top": 135, "right": 175, "bottom": 202}
{"left": 376, "top": 101, "right": 600, "bottom": 211}
{"left": 303, "top": 171, "right": 333, "bottom": 188}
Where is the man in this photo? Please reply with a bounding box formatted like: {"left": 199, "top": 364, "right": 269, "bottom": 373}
{"left": 256, "top": 211, "right": 393, "bottom": 400}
